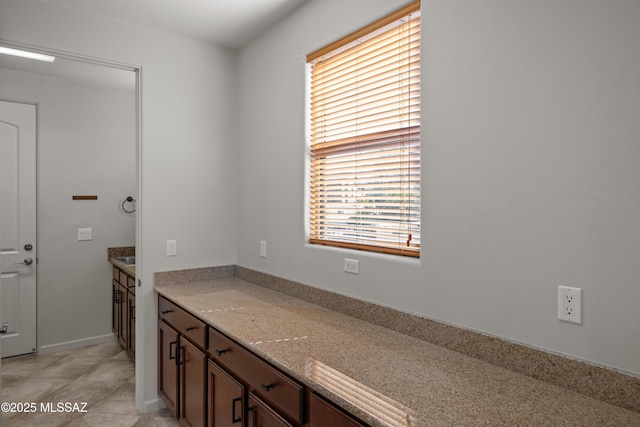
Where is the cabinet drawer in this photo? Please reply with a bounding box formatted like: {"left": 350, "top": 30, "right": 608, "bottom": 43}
{"left": 158, "top": 296, "right": 207, "bottom": 350}
{"left": 209, "top": 328, "right": 304, "bottom": 425}
{"left": 113, "top": 267, "right": 120, "bottom": 281}
{"left": 127, "top": 275, "right": 136, "bottom": 293}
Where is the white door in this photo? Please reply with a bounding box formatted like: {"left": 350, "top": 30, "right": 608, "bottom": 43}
{"left": 0, "top": 100, "right": 37, "bottom": 358}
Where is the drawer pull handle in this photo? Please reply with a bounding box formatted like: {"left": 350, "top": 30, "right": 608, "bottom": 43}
{"left": 185, "top": 326, "right": 196, "bottom": 332}
{"left": 215, "top": 349, "right": 228, "bottom": 356}
{"left": 161, "top": 310, "right": 173, "bottom": 315}
{"left": 231, "top": 397, "right": 242, "bottom": 423}
{"left": 261, "top": 383, "right": 275, "bottom": 392}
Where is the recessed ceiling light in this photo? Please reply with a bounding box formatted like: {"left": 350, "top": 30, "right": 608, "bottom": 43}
{"left": 0, "top": 46, "right": 55, "bottom": 62}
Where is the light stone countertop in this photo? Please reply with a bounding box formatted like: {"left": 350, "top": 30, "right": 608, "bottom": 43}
{"left": 155, "top": 277, "right": 640, "bottom": 427}
{"left": 109, "top": 257, "right": 136, "bottom": 277}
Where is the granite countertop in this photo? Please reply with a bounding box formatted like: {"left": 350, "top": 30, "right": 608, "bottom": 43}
{"left": 155, "top": 278, "right": 640, "bottom": 427}
{"left": 109, "top": 257, "right": 136, "bottom": 277}
{"left": 108, "top": 246, "right": 136, "bottom": 277}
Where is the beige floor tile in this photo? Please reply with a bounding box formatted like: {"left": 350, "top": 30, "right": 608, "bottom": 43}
{"left": 135, "top": 408, "right": 182, "bottom": 426}
{"left": 2, "top": 377, "right": 71, "bottom": 403}
{"left": 1, "top": 353, "right": 66, "bottom": 377}
{"left": 90, "top": 383, "right": 138, "bottom": 415}
{"left": 2, "top": 341, "right": 179, "bottom": 427}
{"left": 3, "top": 409, "right": 74, "bottom": 426}
{"left": 110, "top": 350, "right": 133, "bottom": 361}
{"left": 84, "top": 359, "right": 135, "bottom": 384}
{"left": 65, "top": 412, "right": 142, "bottom": 426}
{"left": 53, "top": 341, "right": 124, "bottom": 360}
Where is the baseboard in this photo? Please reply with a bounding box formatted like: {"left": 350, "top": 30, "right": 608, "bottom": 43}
{"left": 38, "top": 334, "right": 116, "bottom": 354}
{"left": 141, "top": 397, "right": 165, "bottom": 414}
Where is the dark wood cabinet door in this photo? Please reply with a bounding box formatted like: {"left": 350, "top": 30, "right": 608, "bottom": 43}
{"left": 246, "top": 393, "right": 293, "bottom": 427}
{"left": 127, "top": 291, "right": 135, "bottom": 357}
{"left": 309, "top": 393, "right": 366, "bottom": 427}
{"left": 158, "top": 320, "right": 179, "bottom": 418}
{"left": 208, "top": 360, "right": 244, "bottom": 427}
{"left": 112, "top": 280, "right": 120, "bottom": 335}
{"left": 118, "top": 283, "right": 128, "bottom": 348}
{"left": 180, "top": 338, "right": 207, "bottom": 427}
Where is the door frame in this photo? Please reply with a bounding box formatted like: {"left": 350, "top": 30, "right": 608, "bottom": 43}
{"left": 0, "top": 39, "right": 143, "bottom": 407}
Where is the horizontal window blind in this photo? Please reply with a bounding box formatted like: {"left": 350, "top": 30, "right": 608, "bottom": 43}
{"left": 308, "top": 1, "right": 421, "bottom": 257}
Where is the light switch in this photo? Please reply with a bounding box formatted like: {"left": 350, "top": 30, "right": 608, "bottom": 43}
{"left": 167, "top": 240, "right": 177, "bottom": 257}
{"left": 78, "top": 228, "right": 92, "bottom": 241}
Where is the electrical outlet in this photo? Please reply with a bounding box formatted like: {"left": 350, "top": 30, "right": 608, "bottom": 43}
{"left": 558, "top": 286, "right": 582, "bottom": 324}
{"left": 167, "top": 240, "right": 177, "bottom": 257}
{"left": 344, "top": 258, "right": 359, "bottom": 274}
{"left": 260, "top": 241, "right": 267, "bottom": 258}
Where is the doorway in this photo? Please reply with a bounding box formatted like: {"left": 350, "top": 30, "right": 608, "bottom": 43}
{"left": 0, "top": 45, "right": 139, "bottom": 359}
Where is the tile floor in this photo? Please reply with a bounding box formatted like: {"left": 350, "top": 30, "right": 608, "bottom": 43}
{"left": 1, "top": 341, "right": 180, "bottom": 426}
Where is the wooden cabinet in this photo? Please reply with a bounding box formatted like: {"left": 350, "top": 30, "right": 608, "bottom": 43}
{"left": 112, "top": 266, "right": 136, "bottom": 357}
{"left": 209, "top": 328, "right": 304, "bottom": 426}
{"left": 309, "top": 393, "right": 366, "bottom": 427}
{"left": 112, "top": 276, "right": 120, "bottom": 335}
{"left": 208, "top": 360, "right": 244, "bottom": 427}
{"left": 159, "top": 296, "right": 207, "bottom": 349}
{"left": 159, "top": 295, "right": 207, "bottom": 427}
{"left": 158, "top": 295, "right": 369, "bottom": 427}
{"left": 180, "top": 338, "right": 207, "bottom": 427}
{"left": 112, "top": 267, "right": 127, "bottom": 348}
{"left": 246, "top": 392, "right": 293, "bottom": 427}
{"left": 127, "top": 287, "right": 136, "bottom": 357}
{"left": 118, "top": 282, "right": 128, "bottom": 348}
{"left": 158, "top": 319, "right": 180, "bottom": 417}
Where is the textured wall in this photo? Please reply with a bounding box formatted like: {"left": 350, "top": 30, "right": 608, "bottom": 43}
{"left": 236, "top": 0, "right": 640, "bottom": 376}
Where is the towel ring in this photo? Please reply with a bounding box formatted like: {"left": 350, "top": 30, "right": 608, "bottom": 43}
{"left": 122, "top": 196, "right": 136, "bottom": 213}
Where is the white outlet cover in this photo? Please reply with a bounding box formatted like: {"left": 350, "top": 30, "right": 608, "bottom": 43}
{"left": 167, "top": 240, "right": 177, "bottom": 257}
{"left": 260, "top": 241, "right": 267, "bottom": 258}
{"left": 558, "top": 285, "right": 582, "bottom": 324}
{"left": 78, "top": 228, "right": 92, "bottom": 241}
{"left": 344, "top": 258, "right": 359, "bottom": 274}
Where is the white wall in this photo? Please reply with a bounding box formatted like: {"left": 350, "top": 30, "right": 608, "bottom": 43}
{"left": 2, "top": 0, "right": 638, "bottom": 413}
{"left": 0, "top": 67, "right": 136, "bottom": 351}
{"left": 236, "top": 0, "right": 640, "bottom": 376}
{"left": 0, "top": 0, "right": 238, "bottom": 411}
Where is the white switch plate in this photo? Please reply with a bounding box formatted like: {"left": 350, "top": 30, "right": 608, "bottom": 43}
{"left": 167, "top": 240, "right": 177, "bottom": 257}
{"left": 344, "top": 258, "right": 359, "bottom": 274}
{"left": 78, "top": 228, "right": 92, "bottom": 241}
{"left": 558, "top": 286, "right": 582, "bottom": 324}
{"left": 260, "top": 241, "right": 267, "bottom": 258}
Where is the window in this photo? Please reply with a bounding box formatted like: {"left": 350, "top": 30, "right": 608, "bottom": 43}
{"left": 307, "top": 1, "right": 421, "bottom": 258}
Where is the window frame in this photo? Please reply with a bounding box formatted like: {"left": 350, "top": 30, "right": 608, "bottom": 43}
{"left": 307, "top": 1, "right": 421, "bottom": 258}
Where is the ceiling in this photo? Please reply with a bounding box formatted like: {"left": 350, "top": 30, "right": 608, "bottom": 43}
{"left": 41, "top": 0, "right": 310, "bottom": 48}
{"left": 0, "top": 0, "right": 310, "bottom": 89}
